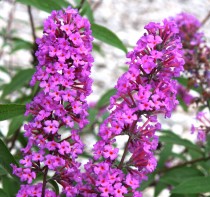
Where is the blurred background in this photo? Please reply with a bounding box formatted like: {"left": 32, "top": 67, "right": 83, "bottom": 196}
{"left": 0, "top": 0, "right": 210, "bottom": 196}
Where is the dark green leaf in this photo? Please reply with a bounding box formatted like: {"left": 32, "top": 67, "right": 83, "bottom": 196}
{"left": 91, "top": 23, "right": 127, "bottom": 53}
{"left": 2, "top": 175, "right": 20, "bottom": 197}
{"left": 159, "top": 134, "right": 201, "bottom": 154}
{"left": 17, "top": 132, "right": 27, "bottom": 147}
{"left": 0, "top": 139, "right": 19, "bottom": 178}
{"left": 2, "top": 68, "right": 35, "bottom": 97}
{"left": 157, "top": 143, "right": 172, "bottom": 169}
{"left": 87, "top": 108, "right": 98, "bottom": 126}
{"left": 177, "top": 77, "right": 202, "bottom": 93}
{"left": 93, "top": 43, "right": 103, "bottom": 55}
{"left": 97, "top": 88, "right": 116, "bottom": 108}
{"left": 155, "top": 182, "right": 166, "bottom": 197}
{"left": 0, "top": 104, "right": 25, "bottom": 121}
{"left": 177, "top": 96, "right": 188, "bottom": 112}
{"left": 172, "top": 176, "right": 210, "bottom": 194}
{"left": 49, "top": 180, "right": 59, "bottom": 194}
{"left": 80, "top": 0, "right": 94, "bottom": 23}
{"left": 7, "top": 115, "right": 24, "bottom": 138}
{"left": 138, "top": 174, "right": 155, "bottom": 191}
{"left": 11, "top": 38, "right": 33, "bottom": 53}
{"left": 0, "top": 189, "right": 9, "bottom": 197}
{"left": 16, "top": 0, "right": 70, "bottom": 13}
{"left": 0, "top": 66, "right": 10, "bottom": 75}
{"left": 170, "top": 194, "right": 197, "bottom": 197}
{"left": 0, "top": 166, "right": 7, "bottom": 176}
{"left": 159, "top": 167, "right": 203, "bottom": 186}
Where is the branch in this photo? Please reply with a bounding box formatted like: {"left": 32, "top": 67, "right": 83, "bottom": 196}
{"left": 157, "top": 155, "right": 210, "bottom": 174}
{"left": 118, "top": 136, "right": 131, "bottom": 169}
{"left": 201, "top": 11, "right": 210, "bottom": 26}
{"left": 27, "top": 6, "right": 36, "bottom": 43}
{"left": 77, "top": 0, "right": 85, "bottom": 11}
{"left": 27, "top": 5, "right": 38, "bottom": 66}
{"left": 41, "top": 166, "right": 48, "bottom": 197}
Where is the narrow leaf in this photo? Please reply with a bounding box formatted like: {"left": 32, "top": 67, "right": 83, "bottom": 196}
{"left": 91, "top": 23, "right": 127, "bottom": 53}
{"left": 172, "top": 176, "right": 210, "bottom": 194}
{"left": 7, "top": 115, "right": 24, "bottom": 138}
{"left": 2, "top": 68, "right": 35, "bottom": 97}
{"left": 0, "top": 104, "right": 25, "bottom": 121}
{"left": 2, "top": 176, "right": 20, "bottom": 197}
{"left": 11, "top": 38, "right": 33, "bottom": 53}
{"left": 97, "top": 88, "right": 116, "bottom": 108}
{"left": 0, "top": 139, "right": 18, "bottom": 177}
{"left": 0, "top": 189, "right": 9, "bottom": 197}
{"left": 16, "top": 0, "right": 70, "bottom": 13}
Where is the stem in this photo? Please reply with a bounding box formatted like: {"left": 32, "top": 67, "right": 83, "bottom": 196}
{"left": 157, "top": 155, "right": 210, "bottom": 174}
{"left": 41, "top": 166, "right": 48, "bottom": 197}
{"left": 27, "top": 5, "right": 37, "bottom": 66}
{"left": 27, "top": 6, "right": 36, "bottom": 43}
{"left": 0, "top": 1, "right": 16, "bottom": 59}
{"left": 9, "top": 128, "right": 20, "bottom": 151}
{"left": 201, "top": 11, "right": 210, "bottom": 26}
{"left": 118, "top": 136, "right": 131, "bottom": 169}
{"left": 78, "top": 0, "right": 85, "bottom": 11}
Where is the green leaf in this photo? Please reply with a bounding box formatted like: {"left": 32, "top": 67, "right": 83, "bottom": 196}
{"left": 177, "top": 77, "right": 202, "bottom": 93}
{"left": 7, "top": 115, "right": 24, "bottom": 138}
{"left": 172, "top": 176, "right": 210, "bottom": 194}
{"left": 87, "top": 108, "right": 98, "bottom": 126}
{"left": 91, "top": 23, "right": 127, "bottom": 53}
{"left": 138, "top": 174, "right": 155, "bottom": 191}
{"left": 155, "top": 182, "right": 166, "bottom": 197}
{"left": 0, "top": 66, "right": 10, "bottom": 75}
{"left": 159, "top": 167, "right": 203, "bottom": 186}
{"left": 93, "top": 43, "right": 103, "bottom": 55}
{"left": 11, "top": 38, "right": 33, "bottom": 53}
{"left": 177, "top": 96, "right": 188, "bottom": 112}
{"left": 17, "top": 132, "right": 27, "bottom": 147}
{"left": 157, "top": 143, "right": 172, "bottom": 169}
{"left": 0, "top": 104, "right": 25, "bottom": 121}
{"left": 49, "top": 180, "right": 59, "bottom": 194}
{"left": 159, "top": 132, "right": 201, "bottom": 154}
{"left": 0, "top": 139, "right": 19, "bottom": 177}
{"left": 2, "top": 68, "right": 35, "bottom": 97}
{"left": 2, "top": 175, "right": 20, "bottom": 197}
{"left": 97, "top": 88, "right": 116, "bottom": 108}
{"left": 79, "top": 0, "right": 94, "bottom": 23}
{"left": 16, "top": 0, "right": 70, "bottom": 13}
{"left": 0, "top": 189, "right": 9, "bottom": 197}
{"left": 0, "top": 166, "right": 7, "bottom": 176}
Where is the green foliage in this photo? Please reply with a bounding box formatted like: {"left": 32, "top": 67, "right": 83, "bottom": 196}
{"left": 0, "top": 104, "right": 25, "bottom": 121}
{"left": 1, "top": 68, "right": 35, "bottom": 98}
{"left": 92, "top": 23, "right": 127, "bottom": 53}
{"left": 16, "top": 0, "right": 70, "bottom": 13}
{"left": 7, "top": 115, "right": 24, "bottom": 138}
{"left": 2, "top": 175, "right": 20, "bottom": 197}
{"left": 159, "top": 130, "right": 202, "bottom": 154}
{"left": 97, "top": 88, "right": 116, "bottom": 108}
{"left": 0, "top": 139, "right": 18, "bottom": 178}
{"left": 11, "top": 38, "right": 33, "bottom": 53}
{"left": 172, "top": 176, "right": 210, "bottom": 194}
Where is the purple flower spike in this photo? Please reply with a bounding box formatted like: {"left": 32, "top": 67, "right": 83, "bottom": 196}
{"left": 80, "top": 19, "right": 184, "bottom": 196}
{"left": 12, "top": 6, "right": 93, "bottom": 196}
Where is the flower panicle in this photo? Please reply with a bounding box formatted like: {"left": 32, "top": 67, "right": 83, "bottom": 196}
{"left": 12, "top": 6, "right": 93, "bottom": 196}
{"left": 80, "top": 19, "right": 184, "bottom": 196}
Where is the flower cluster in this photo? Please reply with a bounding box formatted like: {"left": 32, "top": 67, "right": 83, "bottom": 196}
{"left": 12, "top": 7, "right": 93, "bottom": 196}
{"left": 173, "top": 13, "right": 210, "bottom": 142}
{"left": 173, "top": 13, "right": 210, "bottom": 106}
{"left": 191, "top": 112, "right": 210, "bottom": 143}
{"left": 79, "top": 19, "right": 184, "bottom": 196}
{"left": 176, "top": 83, "right": 194, "bottom": 106}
